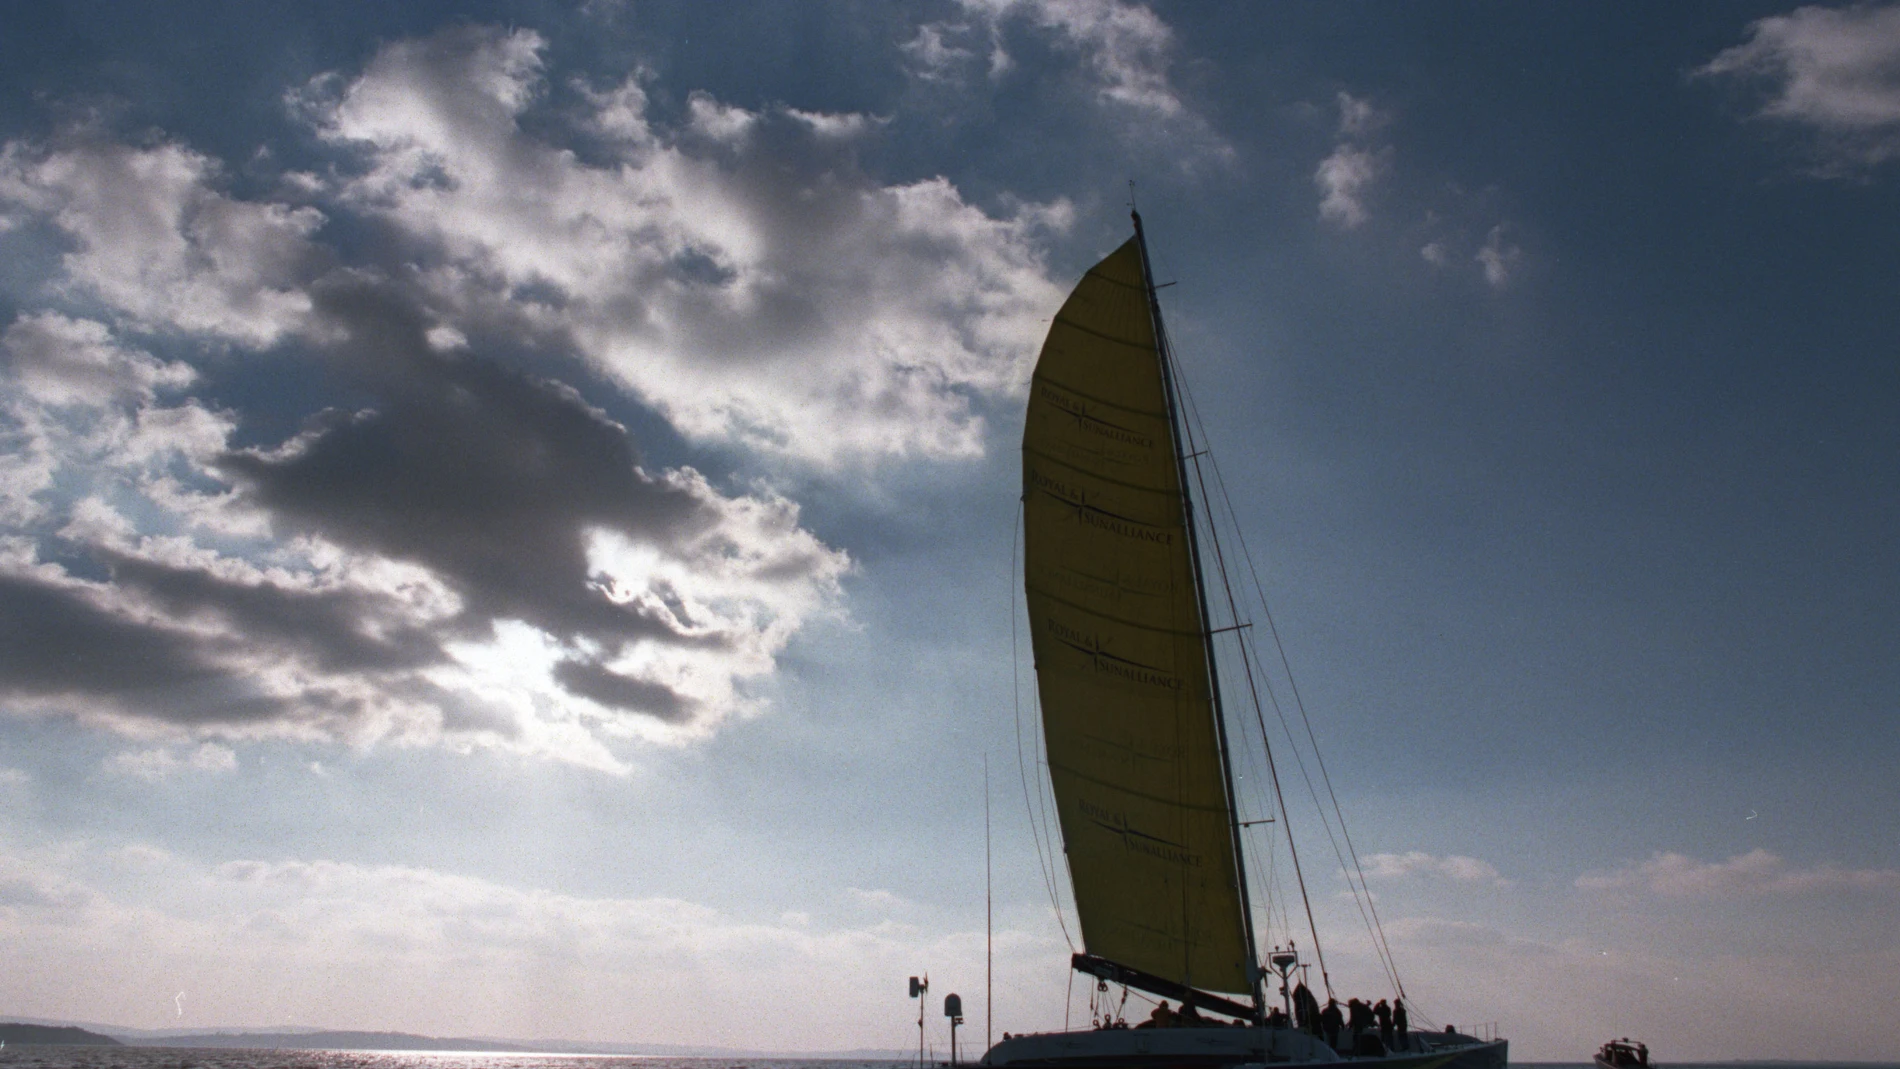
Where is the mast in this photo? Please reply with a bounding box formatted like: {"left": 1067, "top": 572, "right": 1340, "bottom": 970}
{"left": 1130, "top": 208, "right": 1267, "bottom": 1022}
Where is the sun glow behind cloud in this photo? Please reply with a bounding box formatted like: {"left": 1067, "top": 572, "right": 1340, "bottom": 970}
{"left": 2, "top": 3, "right": 1897, "bottom": 1058}
{"left": 0, "top": 23, "right": 1081, "bottom": 769}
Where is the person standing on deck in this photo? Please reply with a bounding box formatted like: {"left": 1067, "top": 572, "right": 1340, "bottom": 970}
{"left": 1393, "top": 999, "right": 1409, "bottom": 1050}
{"left": 1347, "top": 999, "right": 1370, "bottom": 1040}
{"left": 1320, "top": 999, "right": 1345, "bottom": 1050}
{"left": 1375, "top": 999, "right": 1393, "bottom": 1048}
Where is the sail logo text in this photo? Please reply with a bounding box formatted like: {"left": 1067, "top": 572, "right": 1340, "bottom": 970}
{"left": 1028, "top": 467, "right": 1174, "bottom": 546}
{"left": 1078, "top": 508, "right": 1173, "bottom": 545}
{"left": 1027, "top": 467, "right": 1088, "bottom": 506}
{"left": 1046, "top": 618, "right": 1184, "bottom": 690}
{"left": 1038, "top": 386, "right": 1156, "bottom": 450}
{"left": 1078, "top": 798, "right": 1202, "bottom": 868}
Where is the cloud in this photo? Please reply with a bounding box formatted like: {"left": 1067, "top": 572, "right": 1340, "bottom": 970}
{"left": 307, "top": 25, "right": 1069, "bottom": 463}
{"left": 1699, "top": 3, "right": 1900, "bottom": 173}
{"left": 1364, "top": 910, "right": 1900, "bottom": 1061}
{"left": 1335, "top": 92, "right": 1386, "bottom": 138}
{"left": 983, "top": 0, "right": 1185, "bottom": 118}
{"left": 1316, "top": 93, "right": 1388, "bottom": 229}
{"left": 1476, "top": 224, "right": 1521, "bottom": 287}
{"left": 0, "top": 139, "right": 326, "bottom": 345}
{"left": 844, "top": 886, "right": 907, "bottom": 911}
{"left": 1362, "top": 851, "right": 1510, "bottom": 887}
{"left": 104, "top": 742, "right": 237, "bottom": 781}
{"left": 0, "top": 21, "right": 1108, "bottom": 764}
{"left": 0, "top": 299, "right": 851, "bottom": 761}
{"left": 1316, "top": 145, "right": 1379, "bottom": 229}
{"left": 0, "top": 839, "right": 1069, "bottom": 1048}
{"left": 1577, "top": 848, "right": 1900, "bottom": 898}
{"left": 908, "top": 0, "right": 1230, "bottom": 164}
{"left": 902, "top": 22, "right": 983, "bottom": 82}
{"left": 3, "top": 313, "right": 196, "bottom": 408}
{"left": 0, "top": 207, "right": 849, "bottom": 769}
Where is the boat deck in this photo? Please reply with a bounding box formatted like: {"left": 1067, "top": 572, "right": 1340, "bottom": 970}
{"left": 981, "top": 1025, "right": 1507, "bottom": 1069}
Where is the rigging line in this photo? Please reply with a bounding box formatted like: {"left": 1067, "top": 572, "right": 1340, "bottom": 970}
{"left": 1167, "top": 362, "right": 1338, "bottom": 996}
{"left": 1195, "top": 469, "right": 1406, "bottom": 1000}
{"left": 1244, "top": 629, "right": 1401, "bottom": 994}
{"left": 1236, "top": 695, "right": 1292, "bottom": 945}
{"left": 1242, "top": 621, "right": 1333, "bottom": 998}
{"left": 1170, "top": 369, "right": 1395, "bottom": 999}
{"left": 1169, "top": 368, "right": 1399, "bottom": 987}
{"left": 1065, "top": 964, "right": 1075, "bottom": 1032}
{"left": 1237, "top": 689, "right": 1291, "bottom": 948}
{"left": 1012, "top": 498, "right": 1073, "bottom": 950}
{"left": 1226, "top": 537, "right": 1399, "bottom": 986}
{"left": 1200, "top": 434, "right": 1407, "bottom": 999}
{"left": 1030, "top": 684, "right": 1073, "bottom": 937}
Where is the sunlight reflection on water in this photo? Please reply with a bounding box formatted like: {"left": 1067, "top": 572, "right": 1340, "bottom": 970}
{"left": 0, "top": 1054, "right": 905, "bottom": 1069}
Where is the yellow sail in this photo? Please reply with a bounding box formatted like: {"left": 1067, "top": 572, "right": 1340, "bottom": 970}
{"left": 1022, "top": 237, "right": 1250, "bottom": 994}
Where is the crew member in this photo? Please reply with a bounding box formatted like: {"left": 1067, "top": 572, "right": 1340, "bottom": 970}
{"left": 1320, "top": 999, "right": 1344, "bottom": 1049}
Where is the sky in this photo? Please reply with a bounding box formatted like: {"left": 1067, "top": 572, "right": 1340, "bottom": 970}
{"left": 1, "top": 0, "right": 1897, "bottom": 1060}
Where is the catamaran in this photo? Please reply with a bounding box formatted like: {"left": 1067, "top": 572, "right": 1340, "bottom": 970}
{"left": 979, "top": 213, "right": 1508, "bottom": 1069}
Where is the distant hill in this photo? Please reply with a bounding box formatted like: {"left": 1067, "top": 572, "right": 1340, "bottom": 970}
{"left": 135, "top": 1031, "right": 529, "bottom": 1052}
{"left": 2, "top": 1016, "right": 909, "bottom": 1059}
{"left": 0, "top": 1023, "right": 124, "bottom": 1046}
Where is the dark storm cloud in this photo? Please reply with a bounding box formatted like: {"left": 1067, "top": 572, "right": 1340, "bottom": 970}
{"left": 217, "top": 278, "right": 734, "bottom": 715}
{"left": 100, "top": 551, "right": 443, "bottom": 675}
{"left": 550, "top": 659, "right": 694, "bottom": 724}
{"left": 0, "top": 571, "right": 282, "bottom": 723}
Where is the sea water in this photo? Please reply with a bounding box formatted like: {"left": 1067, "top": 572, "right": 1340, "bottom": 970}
{"left": 3, "top": 1057, "right": 1897, "bottom": 1069}
{"left": 0, "top": 1054, "right": 905, "bottom": 1069}
{"left": 4, "top": 1054, "right": 1899, "bottom": 1069}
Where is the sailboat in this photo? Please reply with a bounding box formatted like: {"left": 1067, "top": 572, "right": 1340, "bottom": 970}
{"left": 978, "top": 213, "right": 1509, "bottom": 1069}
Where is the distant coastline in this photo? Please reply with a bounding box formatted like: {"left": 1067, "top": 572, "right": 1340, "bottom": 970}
{"left": 129, "top": 1031, "right": 530, "bottom": 1052}
{"left": 0, "top": 1024, "right": 123, "bottom": 1046}
{"left": 1, "top": 1017, "right": 904, "bottom": 1058}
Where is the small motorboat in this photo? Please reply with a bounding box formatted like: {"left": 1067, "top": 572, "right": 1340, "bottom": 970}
{"left": 1595, "top": 1039, "right": 1650, "bottom": 1069}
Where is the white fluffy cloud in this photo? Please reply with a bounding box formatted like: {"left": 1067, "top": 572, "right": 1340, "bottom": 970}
{"left": 1316, "top": 145, "right": 1379, "bottom": 229}
{"left": 1700, "top": 3, "right": 1900, "bottom": 173}
{"left": 0, "top": 315, "right": 852, "bottom": 765}
{"left": 3, "top": 312, "right": 196, "bottom": 408}
{"left": 0, "top": 21, "right": 1099, "bottom": 765}
{"left": 310, "top": 26, "right": 1068, "bottom": 463}
{"left": 1367, "top": 911, "right": 1900, "bottom": 1060}
{"left": 1475, "top": 224, "right": 1521, "bottom": 288}
{"left": 1577, "top": 848, "right": 1900, "bottom": 898}
{"left": 0, "top": 838, "right": 1065, "bottom": 1047}
{"left": 0, "top": 132, "right": 861, "bottom": 767}
{"left": 0, "top": 140, "right": 324, "bottom": 345}
{"left": 981, "top": 0, "right": 1184, "bottom": 117}
{"left": 1362, "top": 851, "right": 1509, "bottom": 887}
{"left": 104, "top": 742, "right": 237, "bottom": 781}
{"left": 906, "top": 0, "right": 1229, "bottom": 164}
{"left": 1316, "top": 93, "right": 1387, "bottom": 229}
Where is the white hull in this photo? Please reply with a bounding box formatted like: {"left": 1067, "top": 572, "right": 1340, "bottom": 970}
{"left": 982, "top": 1026, "right": 1506, "bottom": 1069}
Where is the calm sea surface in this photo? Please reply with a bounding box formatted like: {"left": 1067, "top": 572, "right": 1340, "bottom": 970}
{"left": 0, "top": 1055, "right": 904, "bottom": 1069}
{"left": 3, "top": 1054, "right": 1898, "bottom": 1069}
